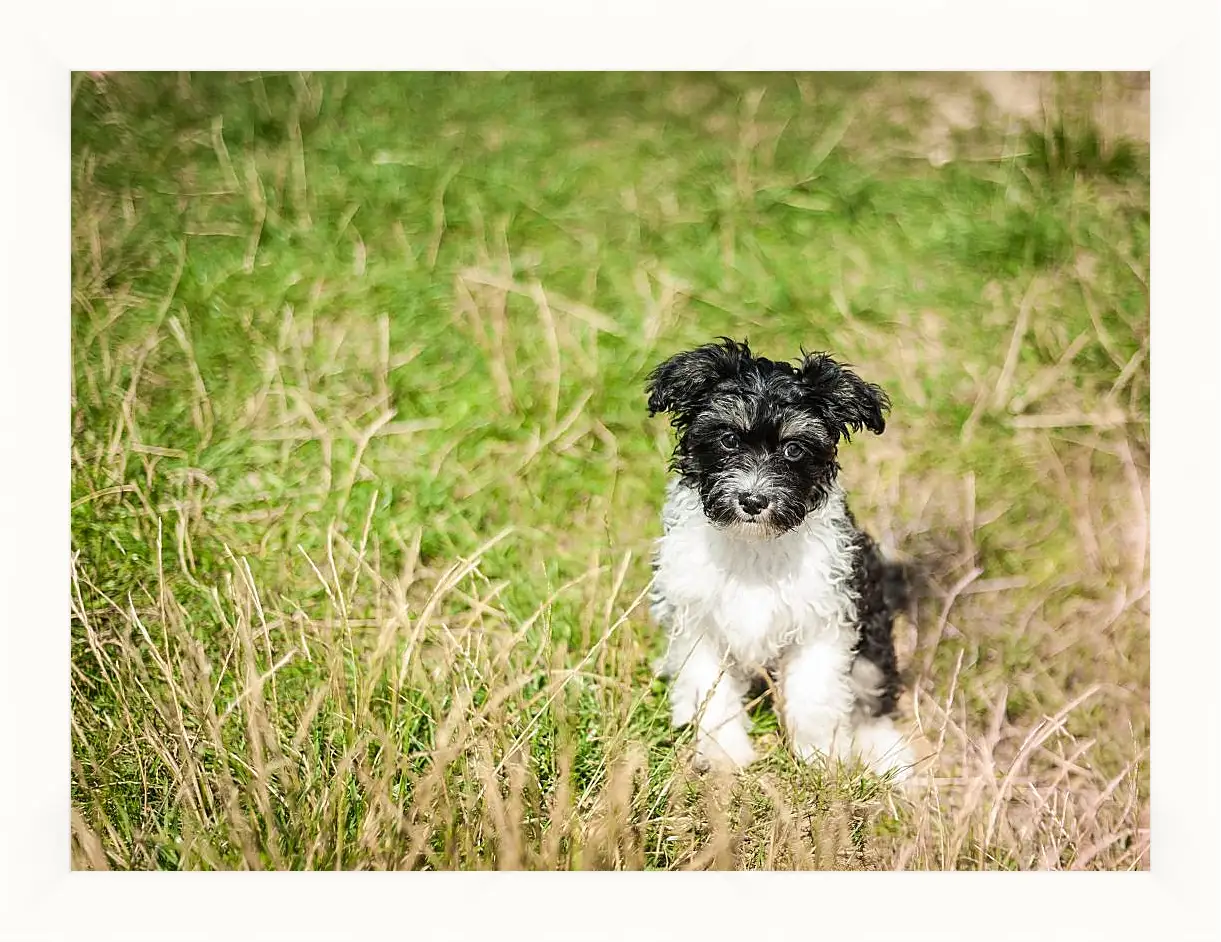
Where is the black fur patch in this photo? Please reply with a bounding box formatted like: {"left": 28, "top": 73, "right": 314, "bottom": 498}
{"left": 846, "top": 518, "right": 906, "bottom": 717}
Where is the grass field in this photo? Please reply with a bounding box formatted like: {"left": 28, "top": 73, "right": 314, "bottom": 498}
{"left": 70, "top": 71, "right": 1150, "bottom": 871}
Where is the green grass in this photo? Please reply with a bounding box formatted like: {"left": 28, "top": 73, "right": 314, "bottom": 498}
{"left": 71, "top": 71, "right": 1149, "bottom": 870}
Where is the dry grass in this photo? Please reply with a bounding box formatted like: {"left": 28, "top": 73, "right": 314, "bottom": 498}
{"left": 70, "top": 71, "right": 1149, "bottom": 870}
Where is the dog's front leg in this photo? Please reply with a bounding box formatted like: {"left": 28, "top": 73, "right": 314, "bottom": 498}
{"left": 780, "top": 631, "right": 857, "bottom": 763}
{"left": 665, "top": 631, "right": 756, "bottom": 771}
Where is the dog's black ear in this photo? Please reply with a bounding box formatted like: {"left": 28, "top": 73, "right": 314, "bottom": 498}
{"left": 798, "top": 352, "right": 889, "bottom": 440}
{"left": 646, "top": 338, "right": 752, "bottom": 417}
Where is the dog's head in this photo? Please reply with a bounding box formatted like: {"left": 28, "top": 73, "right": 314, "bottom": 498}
{"left": 646, "top": 338, "right": 889, "bottom": 537}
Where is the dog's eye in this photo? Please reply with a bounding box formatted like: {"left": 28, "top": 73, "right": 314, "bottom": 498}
{"left": 719, "top": 431, "right": 739, "bottom": 450}
{"left": 781, "top": 441, "right": 806, "bottom": 461}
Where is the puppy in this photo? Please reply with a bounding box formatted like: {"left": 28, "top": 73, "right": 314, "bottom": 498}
{"left": 647, "top": 338, "right": 913, "bottom": 778}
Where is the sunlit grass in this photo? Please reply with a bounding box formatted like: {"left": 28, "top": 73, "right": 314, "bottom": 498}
{"left": 71, "top": 71, "right": 1149, "bottom": 870}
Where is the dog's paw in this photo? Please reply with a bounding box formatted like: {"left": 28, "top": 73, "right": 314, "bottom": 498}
{"left": 791, "top": 740, "right": 829, "bottom": 765}
{"left": 790, "top": 724, "right": 915, "bottom": 784}
{"left": 693, "top": 727, "right": 757, "bottom": 772}
{"left": 670, "top": 699, "right": 697, "bottom": 729}
{"left": 790, "top": 728, "right": 843, "bottom": 765}
{"left": 851, "top": 717, "right": 916, "bottom": 784}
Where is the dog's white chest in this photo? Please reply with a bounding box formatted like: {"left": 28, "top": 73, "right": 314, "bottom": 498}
{"left": 654, "top": 487, "right": 854, "bottom": 668}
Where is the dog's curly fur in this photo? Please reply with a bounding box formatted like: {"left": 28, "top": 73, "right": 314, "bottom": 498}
{"left": 646, "top": 338, "right": 913, "bottom": 776}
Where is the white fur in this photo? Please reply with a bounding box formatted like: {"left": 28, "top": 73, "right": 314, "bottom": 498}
{"left": 653, "top": 479, "right": 913, "bottom": 779}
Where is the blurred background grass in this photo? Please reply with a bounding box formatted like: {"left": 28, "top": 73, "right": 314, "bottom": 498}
{"left": 70, "top": 71, "right": 1149, "bottom": 870}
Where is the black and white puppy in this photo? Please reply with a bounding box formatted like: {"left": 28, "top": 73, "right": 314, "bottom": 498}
{"left": 647, "top": 338, "right": 913, "bottom": 777}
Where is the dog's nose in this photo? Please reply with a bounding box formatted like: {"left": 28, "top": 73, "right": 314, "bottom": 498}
{"left": 737, "top": 493, "right": 770, "bottom": 516}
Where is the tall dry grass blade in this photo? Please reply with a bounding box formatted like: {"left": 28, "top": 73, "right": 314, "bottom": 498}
{"left": 71, "top": 808, "right": 111, "bottom": 870}
{"left": 992, "top": 276, "right": 1041, "bottom": 409}
{"left": 982, "top": 684, "right": 1102, "bottom": 852}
